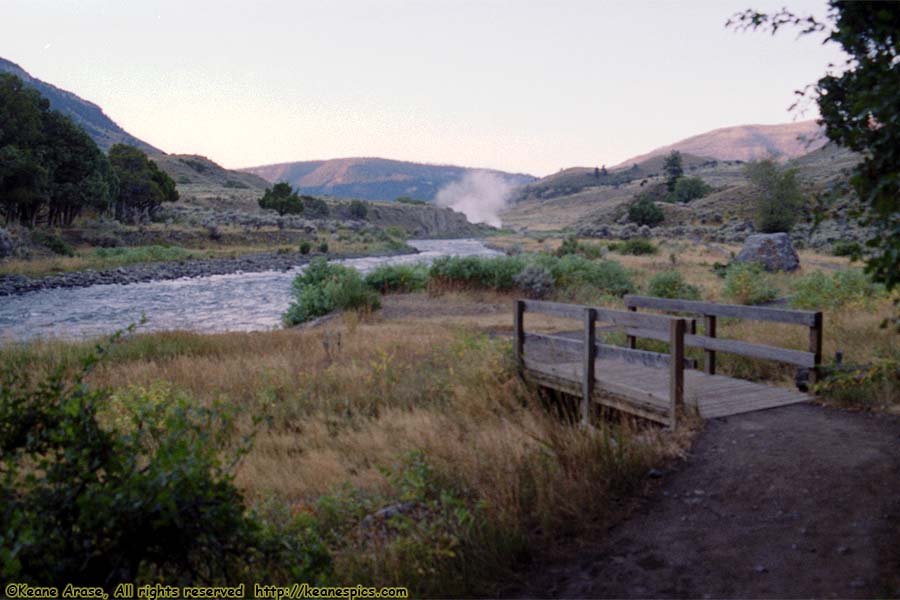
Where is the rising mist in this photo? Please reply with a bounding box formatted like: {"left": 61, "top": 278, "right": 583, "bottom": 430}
{"left": 434, "top": 171, "right": 514, "bottom": 228}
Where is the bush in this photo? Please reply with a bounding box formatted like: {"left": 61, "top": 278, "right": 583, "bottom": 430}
{"left": 669, "top": 176, "right": 711, "bottom": 203}
{"left": 556, "top": 235, "right": 579, "bottom": 257}
{"left": 647, "top": 270, "right": 701, "bottom": 300}
{"left": 303, "top": 196, "right": 330, "bottom": 219}
{"left": 299, "top": 241, "right": 312, "bottom": 255}
{"left": 722, "top": 262, "right": 778, "bottom": 305}
{"left": 318, "top": 242, "right": 329, "bottom": 253}
{"left": 790, "top": 268, "right": 884, "bottom": 310}
{"left": 831, "top": 240, "right": 862, "bottom": 259}
{"left": 349, "top": 200, "right": 368, "bottom": 220}
{"left": 283, "top": 258, "right": 380, "bottom": 326}
{"left": 426, "top": 254, "right": 635, "bottom": 298}
{"left": 745, "top": 159, "right": 804, "bottom": 233}
{"left": 815, "top": 355, "right": 900, "bottom": 410}
{"left": 627, "top": 196, "right": 664, "bottom": 226}
{"left": 364, "top": 264, "right": 428, "bottom": 294}
{"left": 616, "top": 238, "right": 657, "bottom": 255}
{"left": 535, "top": 254, "right": 635, "bottom": 296}
{"left": 258, "top": 182, "right": 303, "bottom": 216}
{"left": 33, "top": 231, "right": 75, "bottom": 257}
{"left": 0, "top": 343, "right": 332, "bottom": 587}
{"left": 513, "top": 264, "right": 555, "bottom": 298}
{"left": 428, "top": 255, "right": 527, "bottom": 291}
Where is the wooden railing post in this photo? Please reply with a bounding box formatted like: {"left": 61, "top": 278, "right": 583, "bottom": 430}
{"left": 704, "top": 314, "right": 717, "bottom": 375}
{"left": 669, "top": 318, "right": 686, "bottom": 429}
{"left": 808, "top": 311, "right": 823, "bottom": 385}
{"left": 514, "top": 300, "right": 525, "bottom": 374}
{"left": 582, "top": 307, "right": 597, "bottom": 426}
{"left": 626, "top": 305, "right": 637, "bottom": 349}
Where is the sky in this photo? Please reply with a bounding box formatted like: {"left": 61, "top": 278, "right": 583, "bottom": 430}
{"left": 2, "top": 0, "right": 845, "bottom": 176}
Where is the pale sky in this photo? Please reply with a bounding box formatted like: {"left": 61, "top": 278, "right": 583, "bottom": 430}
{"left": 2, "top": 0, "right": 844, "bottom": 176}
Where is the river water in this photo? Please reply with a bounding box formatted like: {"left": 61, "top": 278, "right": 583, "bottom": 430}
{"left": 0, "top": 239, "right": 501, "bottom": 342}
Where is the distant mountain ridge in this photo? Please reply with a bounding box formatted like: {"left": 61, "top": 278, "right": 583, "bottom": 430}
{"left": 241, "top": 157, "right": 536, "bottom": 202}
{"left": 0, "top": 57, "right": 160, "bottom": 154}
{"left": 616, "top": 121, "right": 826, "bottom": 166}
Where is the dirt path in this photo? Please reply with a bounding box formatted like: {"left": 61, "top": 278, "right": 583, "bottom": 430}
{"left": 511, "top": 404, "right": 900, "bottom": 599}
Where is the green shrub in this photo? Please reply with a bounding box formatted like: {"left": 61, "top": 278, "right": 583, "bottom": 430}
{"left": 258, "top": 182, "right": 303, "bottom": 216}
{"left": 616, "top": 238, "right": 657, "bottom": 255}
{"left": 33, "top": 231, "right": 75, "bottom": 257}
{"left": 815, "top": 355, "right": 900, "bottom": 410}
{"left": 513, "top": 264, "right": 555, "bottom": 298}
{"left": 426, "top": 254, "right": 635, "bottom": 298}
{"left": 302, "top": 196, "right": 330, "bottom": 218}
{"left": 318, "top": 242, "right": 329, "bottom": 253}
{"left": 790, "top": 268, "right": 884, "bottom": 310}
{"left": 647, "top": 270, "right": 701, "bottom": 300}
{"left": 745, "top": 159, "right": 804, "bottom": 233}
{"left": 535, "top": 254, "right": 635, "bottom": 296}
{"left": 299, "top": 241, "right": 312, "bottom": 255}
{"left": 627, "top": 196, "right": 664, "bottom": 226}
{"left": 384, "top": 225, "right": 409, "bottom": 240}
{"left": 669, "top": 176, "right": 712, "bottom": 203}
{"left": 0, "top": 343, "right": 332, "bottom": 587}
{"left": 556, "top": 235, "right": 579, "bottom": 257}
{"left": 283, "top": 258, "right": 381, "bottom": 326}
{"left": 722, "top": 262, "right": 778, "bottom": 305}
{"left": 349, "top": 200, "right": 368, "bottom": 220}
{"left": 364, "top": 264, "right": 428, "bottom": 294}
{"left": 428, "top": 255, "right": 527, "bottom": 291}
{"left": 831, "top": 240, "right": 862, "bottom": 259}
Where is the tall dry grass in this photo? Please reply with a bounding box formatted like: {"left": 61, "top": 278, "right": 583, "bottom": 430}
{"left": 1, "top": 316, "right": 685, "bottom": 593}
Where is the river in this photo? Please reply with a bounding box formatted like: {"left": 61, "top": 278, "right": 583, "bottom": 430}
{"left": 0, "top": 239, "right": 501, "bottom": 342}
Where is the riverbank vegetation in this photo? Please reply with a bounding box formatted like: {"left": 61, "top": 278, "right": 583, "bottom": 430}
{"left": 0, "top": 225, "right": 412, "bottom": 278}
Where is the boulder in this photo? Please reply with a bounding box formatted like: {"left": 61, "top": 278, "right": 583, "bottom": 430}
{"left": 734, "top": 232, "right": 800, "bottom": 272}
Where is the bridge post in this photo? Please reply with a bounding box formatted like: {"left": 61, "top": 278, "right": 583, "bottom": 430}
{"left": 669, "top": 318, "right": 686, "bottom": 429}
{"left": 514, "top": 300, "right": 525, "bottom": 375}
{"left": 808, "top": 311, "right": 823, "bottom": 385}
{"left": 626, "top": 306, "right": 637, "bottom": 349}
{"left": 704, "top": 315, "right": 717, "bottom": 375}
{"left": 582, "top": 307, "right": 597, "bottom": 426}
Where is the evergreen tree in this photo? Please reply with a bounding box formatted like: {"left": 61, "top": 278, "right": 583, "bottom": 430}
{"left": 663, "top": 151, "right": 684, "bottom": 192}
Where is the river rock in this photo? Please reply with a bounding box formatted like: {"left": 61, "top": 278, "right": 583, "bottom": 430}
{"left": 734, "top": 233, "right": 800, "bottom": 272}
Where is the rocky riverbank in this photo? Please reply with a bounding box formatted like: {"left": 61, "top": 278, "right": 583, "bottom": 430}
{"left": 0, "top": 246, "right": 417, "bottom": 296}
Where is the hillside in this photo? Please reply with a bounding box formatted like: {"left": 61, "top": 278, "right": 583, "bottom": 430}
{"left": 515, "top": 153, "right": 721, "bottom": 203}
{"left": 616, "top": 121, "right": 826, "bottom": 166}
{"left": 502, "top": 142, "right": 864, "bottom": 249}
{"left": 0, "top": 56, "right": 160, "bottom": 154}
{"left": 154, "top": 155, "right": 269, "bottom": 190}
{"left": 241, "top": 157, "right": 535, "bottom": 202}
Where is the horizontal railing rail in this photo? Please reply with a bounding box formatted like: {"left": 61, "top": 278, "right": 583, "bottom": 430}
{"left": 623, "top": 294, "right": 823, "bottom": 383}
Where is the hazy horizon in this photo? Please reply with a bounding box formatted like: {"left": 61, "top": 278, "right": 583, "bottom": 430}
{"left": 3, "top": 0, "right": 845, "bottom": 176}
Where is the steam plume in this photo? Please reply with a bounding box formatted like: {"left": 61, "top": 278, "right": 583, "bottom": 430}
{"left": 434, "top": 171, "right": 513, "bottom": 228}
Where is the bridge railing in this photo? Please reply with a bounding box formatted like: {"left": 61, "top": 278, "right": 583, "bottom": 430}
{"left": 514, "top": 299, "right": 691, "bottom": 428}
{"left": 623, "top": 295, "right": 823, "bottom": 385}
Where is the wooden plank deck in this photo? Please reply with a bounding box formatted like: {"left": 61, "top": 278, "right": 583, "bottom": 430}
{"left": 523, "top": 337, "right": 811, "bottom": 421}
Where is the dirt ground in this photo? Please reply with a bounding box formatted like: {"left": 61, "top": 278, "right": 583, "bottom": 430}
{"left": 507, "top": 403, "right": 900, "bottom": 599}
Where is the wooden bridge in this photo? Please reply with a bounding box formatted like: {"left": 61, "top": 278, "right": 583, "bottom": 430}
{"left": 514, "top": 296, "right": 823, "bottom": 429}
